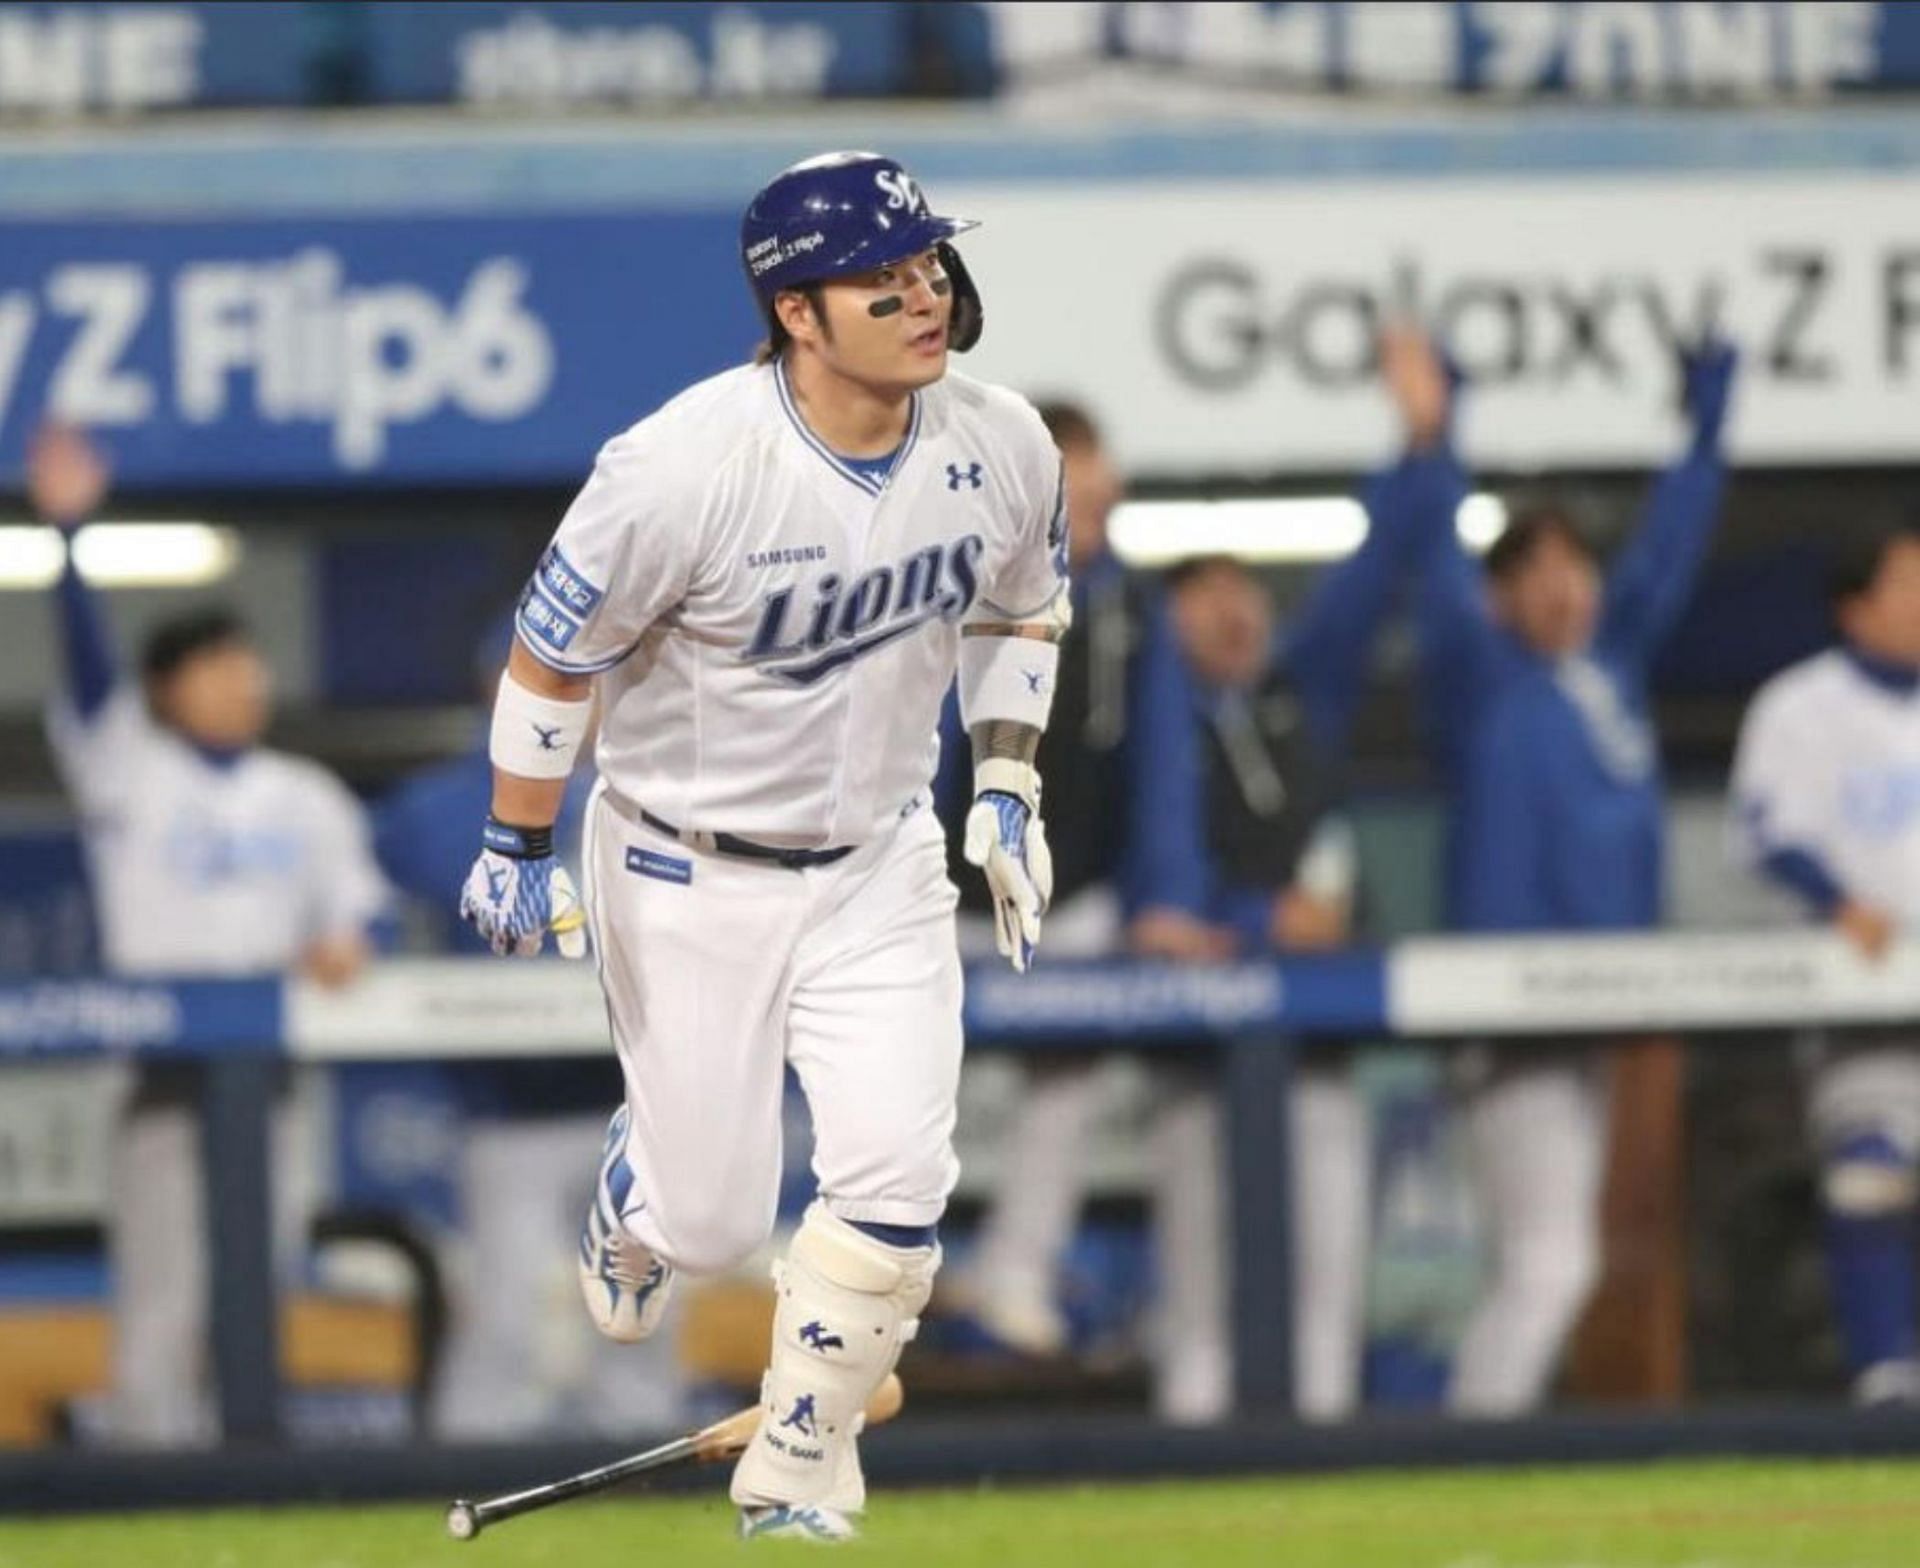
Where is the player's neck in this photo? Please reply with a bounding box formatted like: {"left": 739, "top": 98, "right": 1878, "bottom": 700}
{"left": 782, "top": 351, "right": 912, "bottom": 459}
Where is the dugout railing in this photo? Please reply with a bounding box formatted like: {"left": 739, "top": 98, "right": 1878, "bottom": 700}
{"left": 4, "top": 932, "right": 1920, "bottom": 1509}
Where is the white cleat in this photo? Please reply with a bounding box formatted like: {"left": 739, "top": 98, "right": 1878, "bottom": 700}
{"left": 738, "top": 1504, "right": 857, "bottom": 1543}
{"left": 578, "top": 1106, "right": 673, "bottom": 1343}
{"left": 975, "top": 1290, "right": 1070, "bottom": 1359}
{"left": 1855, "top": 1358, "right": 1920, "bottom": 1408}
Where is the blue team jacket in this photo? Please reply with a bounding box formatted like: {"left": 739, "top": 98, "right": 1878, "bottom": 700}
{"left": 1124, "top": 459, "right": 1430, "bottom": 949}
{"left": 1396, "top": 444, "right": 1726, "bottom": 933}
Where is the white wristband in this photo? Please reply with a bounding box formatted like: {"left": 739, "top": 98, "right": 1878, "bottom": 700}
{"left": 489, "top": 670, "right": 591, "bottom": 780}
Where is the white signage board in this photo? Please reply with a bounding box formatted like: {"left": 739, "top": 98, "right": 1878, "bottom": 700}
{"left": 955, "top": 175, "right": 1920, "bottom": 474}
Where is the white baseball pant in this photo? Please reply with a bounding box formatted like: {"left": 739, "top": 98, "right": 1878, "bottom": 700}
{"left": 580, "top": 785, "right": 964, "bottom": 1276}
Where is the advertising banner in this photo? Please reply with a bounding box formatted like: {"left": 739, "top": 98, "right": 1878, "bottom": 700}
{"left": 955, "top": 173, "right": 1920, "bottom": 473}
{"left": 0, "top": 211, "right": 758, "bottom": 486}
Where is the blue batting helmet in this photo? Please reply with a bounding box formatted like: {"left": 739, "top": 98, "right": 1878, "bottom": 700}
{"left": 741, "top": 151, "right": 983, "bottom": 352}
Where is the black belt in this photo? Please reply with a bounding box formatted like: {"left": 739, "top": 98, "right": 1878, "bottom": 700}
{"left": 639, "top": 808, "right": 855, "bottom": 871}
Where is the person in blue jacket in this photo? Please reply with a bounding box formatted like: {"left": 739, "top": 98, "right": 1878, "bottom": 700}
{"left": 937, "top": 396, "right": 1417, "bottom": 1419}
{"left": 1384, "top": 327, "right": 1738, "bottom": 1414}
{"left": 1121, "top": 437, "right": 1436, "bottom": 1422}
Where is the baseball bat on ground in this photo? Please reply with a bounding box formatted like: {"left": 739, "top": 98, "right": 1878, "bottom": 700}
{"left": 444, "top": 1373, "right": 904, "bottom": 1540}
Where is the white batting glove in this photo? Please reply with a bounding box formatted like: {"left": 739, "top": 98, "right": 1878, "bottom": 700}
{"left": 963, "top": 762, "right": 1053, "bottom": 974}
{"left": 458, "top": 820, "right": 588, "bottom": 959}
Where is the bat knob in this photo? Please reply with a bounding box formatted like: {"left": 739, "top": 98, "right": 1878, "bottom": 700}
{"left": 445, "top": 1501, "right": 482, "bottom": 1542}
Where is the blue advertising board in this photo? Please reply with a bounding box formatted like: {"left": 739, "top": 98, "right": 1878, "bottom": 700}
{"left": 0, "top": 210, "right": 760, "bottom": 487}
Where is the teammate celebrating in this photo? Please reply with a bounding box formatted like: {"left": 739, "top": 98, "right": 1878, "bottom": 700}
{"left": 33, "top": 422, "right": 388, "bottom": 1445}
{"left": 1731, "top": 519, "right": 1920, "bottom": 1405}
{"left": 1386, "top": 327, "right": 1738, "bottom": 1415}
{"left": 459, "top": 152, "right": 1066, "bottom": 1541}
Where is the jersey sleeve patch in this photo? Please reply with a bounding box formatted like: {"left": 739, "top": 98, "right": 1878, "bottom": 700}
{"left": 537, "top": 544, "right": 605, "bottom": 618}
{"left": 517, "top": 581, "right": 582, "bottom": 654}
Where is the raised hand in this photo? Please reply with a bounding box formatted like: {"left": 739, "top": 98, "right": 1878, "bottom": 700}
{"left": 1680, "top": 334, "right": 1739, "bottom": 449}
{"left": 29, "top": 423, "right": 109, "bottom": 530}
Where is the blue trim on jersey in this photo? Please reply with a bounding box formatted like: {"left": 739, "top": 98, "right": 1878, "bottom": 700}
{"left": 512, "top": 623, "right": 644, "bottom": 678}
{"left": 774, "top": 360, "right": 921, "bottom": 498}
{"left": 180, "top": 736, "right": 250, "bottom": 772}
{"left": 1761, "top": 846, "right": 1847, "bottom": 918}
{"left": 1844, "top": 643, "right": 1920, "bottom": 698}
{"left": 1046, "top": 459, "right": 1069, "bottom": 579}
{"left": 839, "top": 442, "right": 903, "bottom": 488}
{"left": 55, "top": 545, "right": 116, "bottom": 722}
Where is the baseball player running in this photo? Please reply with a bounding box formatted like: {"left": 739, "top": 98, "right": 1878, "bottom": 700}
{"left": 1731, "top": 519, "right": 1920, "bottom": 1405}
{"left": 459, "top": 152, "right": 1067, "bottom": 1541}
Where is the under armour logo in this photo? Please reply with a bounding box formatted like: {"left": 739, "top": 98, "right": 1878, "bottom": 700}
{"left": 799, "top": 1321, "right": 845, "bottom": 1354}
{"left": 484, "top": 864, "right": 508, "bottom": 904}
{"left": 946, "top": 462, "right": 983, "bottom": 491}
{"left": 532, "top": 723, "right": 563, "bottom": 752}
{"left": 778, "top": 1393, "right": 818, "bottom": 1437}
{"left": 1022, "top": 668, "right": 1049, "bottom": 695}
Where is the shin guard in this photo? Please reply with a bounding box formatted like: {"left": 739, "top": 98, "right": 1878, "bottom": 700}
{"left": 729, "top": 1203, "right": 938, "bottom": 1514}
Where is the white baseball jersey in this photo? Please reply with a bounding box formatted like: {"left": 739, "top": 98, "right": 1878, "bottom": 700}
{"left": 514, "top": 361, "right": 1066, "bottom": 847}
{"left": 47, "top": 689, "right": 390, "bottom": 975}
{"left": 1731, "top": 649, "right": 1920, "bottom": 924}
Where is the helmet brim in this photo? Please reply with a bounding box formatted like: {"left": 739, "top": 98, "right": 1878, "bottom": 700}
{"left": 777, "top": 213, "right": 980, "bottom": 292}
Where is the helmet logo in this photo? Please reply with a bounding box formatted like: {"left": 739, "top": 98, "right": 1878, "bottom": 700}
{"left": 874, "top": 168, "right": 924, "bottom": 214}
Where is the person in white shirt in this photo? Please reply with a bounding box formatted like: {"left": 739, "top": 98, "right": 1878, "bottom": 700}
{"left": 34, "top": 422, "right": 389, "bottom": 1446}
{"left": 1730, "top": 518, "right": 1920, "bottom": 1406}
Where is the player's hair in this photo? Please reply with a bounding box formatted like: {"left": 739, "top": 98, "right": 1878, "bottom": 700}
{"left": 1829, "top": 514, "right": 1920, "bottom": 607}
{"left": 753, "top": 284, "right": 829, "bottom": 365}
{"left": 1484, "top": 502, "right": 1597, "bottom": 584}
{"left": 141, "top": 607, "right": 250, "bottom": 682}
{"left": 1033, "top": 400, "right": 1102, "bottom": 453}
{"left": 1162, "top": 552, "right": 1248, "bottom": 591}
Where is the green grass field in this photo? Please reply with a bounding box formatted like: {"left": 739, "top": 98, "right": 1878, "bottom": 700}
{"left": 5, "top": 1461, "right": 1919, "bottom": 1568}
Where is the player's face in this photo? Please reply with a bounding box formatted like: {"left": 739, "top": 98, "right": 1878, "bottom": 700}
{"left": 1493, "top": 531, "right": 1601, "bottom": 658}
{"left": 156, "top": 641, "right": 271, "bottom": 749}
{"left": 813, "top": 249, "right": 953, "bottom": 393}
{"left": 1061, "top": 437, "right": 1123, "bottom": 568}
{"left": 1171, "top": 561, "right": 1274, "bottom": 689}
{"left": 1840, "top": 536, "right": 1920, "bottom": 665}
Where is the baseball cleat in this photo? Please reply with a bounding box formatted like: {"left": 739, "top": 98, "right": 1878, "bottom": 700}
{"left": 738, "top": 1504, "right": 857, "bottom": 1542}
{"left": 578, "top": 1106, "right": 673, "bottom": 1342}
